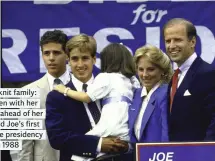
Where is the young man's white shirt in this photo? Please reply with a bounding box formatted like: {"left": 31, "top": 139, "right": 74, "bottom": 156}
{"left": 71, "top": 74, "right": 102, "bottom": 161}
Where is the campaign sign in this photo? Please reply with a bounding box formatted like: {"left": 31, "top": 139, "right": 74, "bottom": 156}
{"left": 2, "top": 1, "right": 215, "bottom": 82}
{"left": 136, "top": 142, "right": 215, "bottom": 161}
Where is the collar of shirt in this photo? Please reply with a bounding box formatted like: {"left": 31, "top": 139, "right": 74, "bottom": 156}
{"left": 179, "top": 52, "right": 197, "bottom": 73}
{"left": 174, "top": 52, "right": 197, "bottom": 88}
{"left": 141, "top": 82, "right": 161, "bottom": 99}
{"left": 47, "top": 69, "right": 71, "bottom": 90}
{"left": 72, "top": 74, "right": 94, "bottom": 92}
{"left": 173, "top": 52, "right": 197, "bottom": 74}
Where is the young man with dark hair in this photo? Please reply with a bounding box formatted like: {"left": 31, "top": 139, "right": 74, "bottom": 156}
{"left": 17, "top": 30, "right": 70, "bottom": 161}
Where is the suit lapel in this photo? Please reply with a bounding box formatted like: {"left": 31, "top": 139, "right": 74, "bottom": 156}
{"left": 66, "top": 80, "right": 77, "bottom": 90}
{"left": 66, "top": 80, "right": 94, "bottom": 129}
{"left": 130, "top": 89, "right": 143, "bottom": 128}
{"left": 167, "top": 82, "right": 171, "bottom": 112}
{"left": 139, "top": 94, "right": 156, "bottom": 139}
{"left": 175, "top": 57, "right": 202, "bottom": 99}
{"left": 36, "top": 74, "right": 50, "bottom": 109}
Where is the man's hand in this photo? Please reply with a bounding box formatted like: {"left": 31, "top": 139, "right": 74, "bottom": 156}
{"left": 101, "top": 137, "right": 129, "bottom": 154}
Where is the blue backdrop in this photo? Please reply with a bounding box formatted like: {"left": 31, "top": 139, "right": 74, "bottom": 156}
{"left": 2, "top": 1, "right": 215, "bottom": 82}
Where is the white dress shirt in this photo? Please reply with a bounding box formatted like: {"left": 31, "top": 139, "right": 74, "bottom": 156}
{"left": 71, "top": 74, "right": 102, "bottom": 127}
{"left": 174, "top": 53, "right": 197, "bottom": 88}
{"left": 47, "top": 70, "right": 71, "bottom": 90}
{"left": 134, "top": 83, "right": 161, "bottom": 141}
{"left": 71, "top": 74, "right": 102, "bottom": 161}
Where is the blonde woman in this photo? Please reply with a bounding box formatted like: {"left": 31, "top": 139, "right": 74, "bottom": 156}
{"left": 129, "top": 44, "right": 173, "bottom": 143}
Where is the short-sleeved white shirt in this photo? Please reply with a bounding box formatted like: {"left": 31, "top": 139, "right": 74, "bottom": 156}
{"left": 85, "top": 73, "right": 139, "bottom": 141}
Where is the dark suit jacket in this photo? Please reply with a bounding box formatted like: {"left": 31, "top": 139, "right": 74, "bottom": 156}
{"left": 45, "top": 81, "right": 100, "bottom": 161}
{"left": 129, "top": 84, "right": 169, "bottom": 143}
{"left": 169, "top": 57, "right": 215, "bottom": 141}
{"left": 2, "top": 150, "right": 12, "bottom": 161}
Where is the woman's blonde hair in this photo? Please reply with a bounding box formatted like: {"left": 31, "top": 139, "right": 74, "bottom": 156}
{"left": 134, "top": 44, "right": 173, "bottom": 83}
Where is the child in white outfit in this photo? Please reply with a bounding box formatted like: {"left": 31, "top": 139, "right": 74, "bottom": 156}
{"left": 84, "top": 72, "right": 139, "bottom": 141}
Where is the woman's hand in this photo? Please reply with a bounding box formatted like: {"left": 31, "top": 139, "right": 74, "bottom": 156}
{"left": 53, "top": 84, "right": 66, "bottom": 94}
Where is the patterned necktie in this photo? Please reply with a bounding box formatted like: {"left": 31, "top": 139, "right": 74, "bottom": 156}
{"left": 54, "top": 78, "right": 62, "bottom": 85}
{"left": 83, "top": 84, "right": 101, "bottom": 124}
{"left": 170, "top": 68, "right": 180, "bottom": 112}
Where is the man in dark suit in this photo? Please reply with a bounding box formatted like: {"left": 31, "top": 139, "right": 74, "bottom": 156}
{"left": 45, "top": 34, "right": 128, "bottom": 161}
{"left": 163, "top": 18, "right": 215, "bottom": 141}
